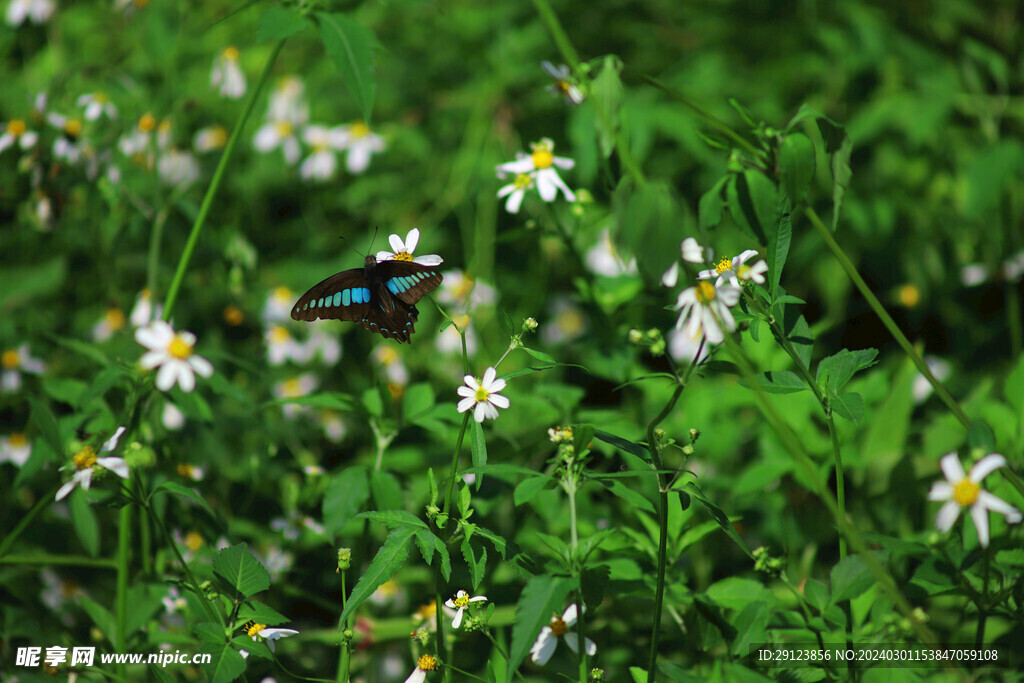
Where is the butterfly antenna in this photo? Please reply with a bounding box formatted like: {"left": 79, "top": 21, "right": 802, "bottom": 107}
{"left": 338, "top": 234, "right": 366, "bottom": 258}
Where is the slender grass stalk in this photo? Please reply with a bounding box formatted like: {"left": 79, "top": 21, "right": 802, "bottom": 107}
{"left": 0, "top": 484, "right": 59, "bottom": 559}
{"left": 336, "top": 571, "right": 349, "bottom": 683}
{"left": 162, "top": 39, "right": 286, "bottom": 319}
{"left": 0, "top": 554, "right": 118, "bottom": 567}
{"left": 802, "top": 206, "right": 971, "bottom": 429}
{"left": 644, "top": 385, "right": 684, "bottom": 683}
{"left": 116, "top": 504, "right": 130, "bottom": 680}
{"left": 565, "top": 475, "right": 587, "bottom": 683}
{"left": 145, "top": 497, "right": 220, "bottom": 624}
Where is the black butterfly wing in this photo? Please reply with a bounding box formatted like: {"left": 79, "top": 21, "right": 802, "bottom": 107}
{"left": 377, "top": 260, "right": 443, "bottom": 306}
{"left": 290, "top": 269, "right": 372, "bottom": 323}
{"left": 355, "top": 283, "right": 420, "bottom": 343}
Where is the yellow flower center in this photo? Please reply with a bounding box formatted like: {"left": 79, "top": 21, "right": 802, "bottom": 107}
{"left": 73, "top": 446, "right": 98, "bottom": 470}
{"left": 349, "top": 122, "right": 370, "bottom": 138}
{"left": 453, "top": 275, "right": 475, "bottom": 301}
{"left": 223, "top": 305, "right": 244, "bottom": 325}
{"left": 452, "top": 593, "right": 470, "bottom": 608}
{"left": 60, "top": 579, "right": 80, "bottom": 598}
{"left": 513, "top": 173, "right": 533, "bottom": 189}
{"left": 899, "top": 284, "right": 920, "bottom": 308}
{"left": 531, "top": 148, "right": 554, "bottom": 169}
{"left": 138, "top": 113, "right": 156, "bottom": 132}
{"left": 270, "top": 325, "right": 291, "bottom": 343}
{"left": 275, "top": 120, "right": 293, "bottom": 137}
{"left": 273, "top": 286, "right": 293, "bottom": 302}
{"left": 184, "top": 530, "right": 204, "bottom": 551}
{"left": 1, "top": 349, "right": 19, "bottom": 369}
{"left": 245, "top": 621, "right": 266, "bottom": 638}
{"left": 736, "top": 263, "right": 752, "bottom": 280}
{"left": 452, "top": 314, "right": 471, "bottom": 329}
{"left": 105, "top": 308, "right": 126, "bottom": 330}
{"left": 417, "top": 654, "right": 438, "bottom": 672}
{"left": 204, "top": 126, "right": 229, "bottom": 149}
{"left": 94, "top": 93, "right": 109, "bottom": 103}
{"left": 167, "top": 335, "right": 193, "bottom": 360}
{"left": 557, "top": 308, "right": 585, "bottom": 335}
{"left": 474, "top": 386, "right": 490, "bottom": 402}
{"left": 415, "top": 600, "right": 437, "bottom": 620}
{"left": 695, "top": 281, "right": 716, "bottom": 305}
{"left": 550, "top": 616, "right": 569, "bottom": 636}
{"left": 393, "top": 251, "right": 413, "bottom": 262}
{"left": 282, "top": 378, "right": 303, "bottom": 396}
{"left": 376, "top": 346, "right": 399, "bottom": 365}
{"left": 64, "top": 119, "right": 83, "bottom": 137}
{"left": 7, "top": 120, "right": 27, "bottom": 136}
{"left": 953, "top": 478, "right": 980, "bottom": 507}
{"left": 158, "top": 119, "right": 172, "bottom": 135}
{"left": 9, "top": 433, "right": 27, "bottom": 447}
{"left": 223, "top": 46, "right": 239, "bottom": 61}
{"left": 177, "top": 463, "right": 196, "bottom": 478}
{"left": 715, "top": 257, "right": 733, "bottom": 275}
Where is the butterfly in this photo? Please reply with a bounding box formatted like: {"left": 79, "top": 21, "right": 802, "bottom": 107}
{"left": 291, "top": 255, "right": 443, "bottom": 343}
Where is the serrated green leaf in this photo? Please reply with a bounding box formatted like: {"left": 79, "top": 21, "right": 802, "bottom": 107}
{"left": 152, "top": 481, "right": 216, "bottom": 518}
{"left": 356, "top": 509, "right": 426, "bottom": 529}
{"left": 339, "top": 526, "right": 415, "bottom": 625}
{"left": 257, "top": 7, "right": 307, "bottom": 42}
{"left": 738, "top": 370, "right": 807, "bottom": 394}
{"left": 471, "top": 421, "right": 487, "bottom": 490}
{"left": 682, "top": 483, "right": 751, "bottom": 556}
{"left": 462, "top": 536, "right": 487, "bottom": 591}
{"left": 201, "top": 642, "right": 246, "bottom": 683}
{"left": 507, "top": 575, "right": 577, "bottom": 678}
{"left": 831, "top": 392, "right": 865, "bottom": 423}
{"left": 213, "top": 543, "right": 271, "bottom": 598}
{"left": 767, "top": 200, "right": 791, "bottom": 299}
{"left": 816, "top": 348, "right": 878, "bottom": 393}
{"left": 370, "top": 470, "right": 404, "bottom": 510}
{"left": 831, "top": 555, "right": 874, "bottom": 604}
{"left": 318, "top": 12, "right": 376, "bottom": 123}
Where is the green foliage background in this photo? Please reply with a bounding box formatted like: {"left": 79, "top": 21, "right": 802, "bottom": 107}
{"left": 1, "top": 0, "right": 1023, "bottom": 681}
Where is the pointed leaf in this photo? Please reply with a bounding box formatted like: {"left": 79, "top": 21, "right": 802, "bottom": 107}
{"left": 318, "top": 12, "right": 376, "bottom": 123}
{"left": 339, "top": 526, "right": 415, "bottom": 625}
{"left": 507, "top": 575, "right": 577, "bottom": 678}
{"left": 213, "top": 543, "right": 271, "bottom": 598}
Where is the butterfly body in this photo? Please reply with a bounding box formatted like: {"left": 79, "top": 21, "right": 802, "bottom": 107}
{"left": 291, "top": 255, "right": 442, "bottom": 343}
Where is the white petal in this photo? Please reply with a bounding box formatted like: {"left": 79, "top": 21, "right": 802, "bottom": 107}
{"left": 457, "top": 385, "right": 476, "bottom": 398}
{"left": 254, "top": 124, "right": 279, "bottom": 151}
{"left": 451, "top": 607, "right": 464, "bottom": 629}
{"left": 283, "top": 137, "right": 301, "bottom": 165}
{"left": 970, "top": 503, "right": 991, "bottom": 547}
{"left": 939, "top": 453, "right": 965, "bottom": 484}
{"left": 189, "top": 355, "right": 214, "bottom": 378}
{"left": 552, "top": 156, "right": 575, "bottom": 170}
{"left": 463, "top": 374, "right": 479, "bottom": 389}
{"left": 661, "top": 261, "right": 679, "bottom": 288}
{"left": 404, "top": 228, "right": 420, "bottom": 252}
{"left": 935, "top": 501, "right": 962, "bottom": 533}
{"left": 505, "top": 188, "right": 526, "bottom": 214}
{"left": 469, "top": 595, "right": 487, "bottom": 602}
{"left": 497, "top": 183, "right": 517, "bottom": 199}
{"left": 139, "top": 350, "right": 168, "bottom": 370}
{"left": 735, "top": 249, "right": 759, "bottom": 264}
{"left": 376, "top": 250, "right": 396, "bottom": 261}
{"left": 101, "top": 426, "right": 127, "bottom": 452}
{"left": 155, "top": 363, "right": 179, "bottom": 392}
{"left": 969, "top": 454, "right": 1006, "bottom": 483}
{"left": 473, "top": 402, "right": 488, "bottom": 422}
{"left": 55, "top": 480, "right": 78, "bottom": 501}
{"left": 530, "top": 627, "right": 557, "bottom": 665}
{"left": 562, "top": 603, "right": 580, "bottom": 625}
{"left": 977, "top": 491, "right": 1022, "bottom": 522}
{"left": 681, "top": 237, "right": 704, "bottom": 263}
{"left": 536, "top": 171, "right": 558, "bottom": 201}
{"left": 488, "top": 393, "right": 509, "bottom": 409}
{"left": 496, "top": 158, "right": 535, "bottom": 175}
{"left": 404, "top": 668, "right": 427, "bottom": 683}
{"left": 444, "top": 598, "right": 458, "bottom": 608}
{"left": 481, "top": 367, "right": 497, "bottom": 388}
{"left": 389, "top": 233, "right": 407, "bottom": 253}
{"left": 260, "top": 628, "right": 299, "bottom": 639}
{"left": 927, "top": 482, "right": 953, "bottom": 501}
{"left": 413, "top": 254, "right": 444, "bottom": 266}
{"left": 346, "top": 144, "right": 371, "bottom": 174}
{"left": 457, "top": 397, "right": 476, "bottom": 414}
{"left": 97, "top": 457, "right": 129, "bottom": 479}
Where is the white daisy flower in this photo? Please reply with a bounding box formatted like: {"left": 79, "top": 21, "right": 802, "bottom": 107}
{"left": 193, "top": 125, "right": 228, "bottom": 153}
{"left": 699, "top": 249, "right": 767, "bottom": 285}
{"left": 668, "top": 326, "right": 710, "bottom": 365}
{"left": 444, "top": 590, "right": 487, "bottom": 629}
{"left": 176, "top": 463, "right": 204, "bottom": 481}
{"left": 437, "top": 270, "right": 497, "bottom": 311}
{"left": 262, "top": 286, "right": 294, "bottom": 324}
{"left": 211, "top": 46, "right": 246, "bottom": 100}
{"left": 457, "top": 367, "right": 509, "bottom": 423}
{"left": 375, "top": 228, "right": 443, "bottom": 266}
{"left": 157, "top": 149, "right": 200, "bottom": 187}
{"left": 46, "top": 113, "right": 84, "bottom": 163}
{"left": 298, "top": 327, "right": 342, "bottom": 365}
{"left": 163, "top": 402, "right": 186, "bottom": 430}
{"left": 119, "top": 113, "right": 157, "bottom": 161}
{"left": 55, "top": 426, "right": 129, "bottom": 501}
{"left": 928, "top": 452, "right": 1022, "bottom": 548}
{"left": 76, "top": 93, "right": 117, "bottom": 121}
{"left": 265, "top": 325, "right": 304, "bottom": 366}
{"left": 299, "top": 125, "right": 343, "bottom": 182}
{"left": 0, "top": 119, "right": 38, "bottom": 154}
{"left": 404, "top": 654, "right": 439, "bottom": 683}
{"left": 495, "top": 138, "right": 575, "bottom": 203}
{"left": 530, "top": 604, "right": 596, "bottom": 665}
{"left": 541, "top": 297, "right": 587, "bottom": 346}
{"left": 274, "top": 374, "right": 319, "bottom": 419}
{"left": 585, "top": 229, "right": 637, "bottom": 277}
{"left": 320, "top": 412, "right": 346, "bottom": 443}
{"left": 913, "top": 356, "right": 951, "bottom": 404}
{"left": 674, "top": 278, "right": 741, "bottom": 345}
{"left": 0, "top": 433, "right": 31, "bottom": 466}
{"left": 130, "top": 289, "right": 162, "bottom": 327}
{"left": 267, "top": 76, "right": 308, "bottom": 123}
{"left": 496, "top": 172, "right": 535, "bottom": 214}
{"left": 2, "top": 344, "right": 46, "bottom": 393}
{"left": 253, "top": 113, "right": 301, "bottom": 165}
{"left": 661, "top": 237, "right": 707, "bottom": 287}
{"left": 436, "top": 314, "right": 479, "bottom": 356}
{"left": 135, "top": 320, "right": 214, "bottom": 393}
{"left": 6, "top": 0, "right": 55, "bottom": 26}
{"left": 162, "top": 586, "right": 187, "bottom": 614}
{"left": 542, "top": 61, "right": 584, "bottom": 105}
{"left": 91, "top": 307, "right": 126, "bottom": 342}
{"left": 372, "top": 345, "right": 409, "bottom": 386}
{"left": 242, "top": 621, "right": 299, "bottom": 653}
{"left": 335, "top": 121, "right": 385, "bottom": 174}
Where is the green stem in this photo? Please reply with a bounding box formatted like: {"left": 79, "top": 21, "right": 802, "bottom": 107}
{"left": 976, "top": 550, "right": 989, "bottom": 647}
{"left": 442, "top": 413, "right": 472, "bottom": 521}
{"left": 336, "top": 572, "right": 349, "bottom": 683}
{"left": 803, "top": 206, "right": 971, "bottom": 429}
{"left": 566, "top": 476, "right": 587, "bottom": 683}
{"left": 0, "top": 485, "right": 59, "bottom": 559}
{"left": 162, "top": 39, "right": 286, "bottom": 318}
{"left": 116, "top": 504, "right": 130, "bottom": 680}
{"left": 645, "top": 385, "right": 684, "bottom": 683}
{"left": 146, "top": 498, "right": 220, "bottom": 624}
{"left": 0, "top": 554, "right": 118, "bottom": 567}
{"left": 435, "top": 567, "right": 448, "bottom": 683}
